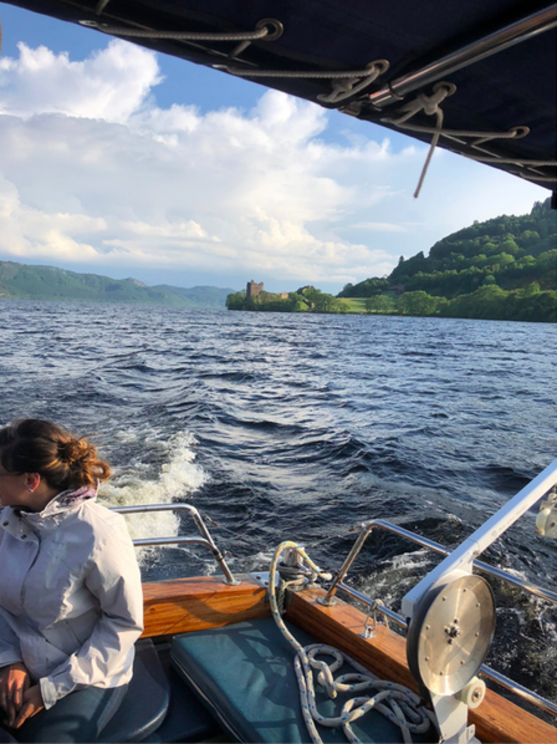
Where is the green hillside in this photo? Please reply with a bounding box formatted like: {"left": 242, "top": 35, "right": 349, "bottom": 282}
{"left": 0, "top": 261, "right": 235, "bottom": 308}
{"left": 338, "top": 197, "right": 557, "bottom": 322}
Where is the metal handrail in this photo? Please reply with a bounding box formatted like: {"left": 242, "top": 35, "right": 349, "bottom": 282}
{"left": 111, "top": 503, "right": 238, "bottom": 585}
{"left": 336, "top": 581, "right": 557, "bottom": 719}
{"left": 320, "top": 519, "right": 557, "bottom": 718}
{"left": 324, "top": 519, "right": 557, "bottom": 605}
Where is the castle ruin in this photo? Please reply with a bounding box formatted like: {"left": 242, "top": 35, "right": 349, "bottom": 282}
{"left": 246, "top": 280, "right": 264, "bottom": 301}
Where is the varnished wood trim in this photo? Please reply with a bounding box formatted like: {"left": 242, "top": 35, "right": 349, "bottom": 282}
{"left": 141, "top": 574, "right": 270, "bottom": 638}
{"left": 286, "top": 588, "right": 557, "bottom": 744}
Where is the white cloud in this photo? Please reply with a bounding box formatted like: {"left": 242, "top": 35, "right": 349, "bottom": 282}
{"left": 0, "top": 174, "right": 106, "bottom": 261}
{"left": 0, "top": 39, "right": 547, "bottom": 288}
{"left": 0, "top": 40, "right": 161, "bottom": 122}
{"left": 351, "top": 222, "right": 408, "bottom": 232}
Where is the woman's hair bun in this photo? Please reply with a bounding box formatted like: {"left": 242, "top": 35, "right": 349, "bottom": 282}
{"left": 58, "top": 438, "right": 90, "bottom": 465}
{"left": 0, "top": 419, "right": 111, "bottom": 490}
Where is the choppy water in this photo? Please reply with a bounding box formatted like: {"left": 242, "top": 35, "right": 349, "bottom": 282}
{"left": 1, "top": 301, "right": 556, "bottom": 707}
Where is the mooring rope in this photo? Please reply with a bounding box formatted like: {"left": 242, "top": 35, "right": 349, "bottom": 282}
{"left": 268, "top": 541, "right": 435, "bottom": 744}
{"left": 383, "top": 81, "right": 557, "bottom": 194}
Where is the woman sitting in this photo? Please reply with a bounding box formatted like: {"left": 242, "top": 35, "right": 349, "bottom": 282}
{"left": 0, "top": 419, "right": 143, "bottom": 743}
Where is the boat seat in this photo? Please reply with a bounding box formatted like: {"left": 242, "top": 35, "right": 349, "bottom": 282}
{"left": 171, "top": 617, "right": 434, "bottom": 744}
{"left": 99, "top": 638, "right": 220, "bottom": 743}
{"left": 143, "top": 651, "right": 222, "bottom": 743}
{"left": 98, "top": 639, "right": 170, "bottom": 743}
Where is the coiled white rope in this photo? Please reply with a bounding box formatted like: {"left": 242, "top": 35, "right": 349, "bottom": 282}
{"left": 383, "top": 81, "right": 557, "bottom": 194}
{"left": 268, "top": 541, "right": 436, "bottom": 744}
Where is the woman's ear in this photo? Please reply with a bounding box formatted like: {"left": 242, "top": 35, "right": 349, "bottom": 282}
{"left": 25, "top": 473, "right": 41, "bottom": 493}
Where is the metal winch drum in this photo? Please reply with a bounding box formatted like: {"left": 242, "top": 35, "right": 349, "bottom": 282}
{"left": 406, "top": 574, "right": 496, "bottom": 698}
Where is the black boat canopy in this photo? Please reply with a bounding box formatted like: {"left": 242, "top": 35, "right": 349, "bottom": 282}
{"left": 2, "top": 0, "right": 556, "bottom": 192}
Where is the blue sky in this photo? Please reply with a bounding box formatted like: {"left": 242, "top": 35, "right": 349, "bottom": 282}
{"left": 0, "top": 2, "right": 548, "bottom": 293}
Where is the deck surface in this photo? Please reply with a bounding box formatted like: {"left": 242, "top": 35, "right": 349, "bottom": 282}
{"left": 140, "top": 577, "right": 557, "bottom": 743}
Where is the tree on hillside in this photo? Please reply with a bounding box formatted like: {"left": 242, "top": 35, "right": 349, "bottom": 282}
{"left": 312, "top": 292, "right": 347, "bottom": 312}
{"left": 499, "top": 239, "right": 519, "bottom": 255}
{"left": 537, "top": 249, "right": 557, "bottom": 271}
{"left": 517, "top": 230, "right": 540, "bottom": 248}
{"left": 226, "top": 292, "right": 246, "bottom": 309}
{"left": 524, "top": 282, "right": 541, "bottom": 296}
{"left": 397, "top": 291, "right": 442, "bottom": 316}
{"left": 365, "top": 296, "right": 393, "bottom": 314}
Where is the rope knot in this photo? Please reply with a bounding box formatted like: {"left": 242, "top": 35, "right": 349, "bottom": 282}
{"left": 385, "top": 81, "right": 457, "bottom": 198}
{"left": 317, "top": 59, "right": 389, "bottom": 104}
{"left": 416, "top": 93, "right": 441, "bottom": 116}
{"left": 418, "top": 82, "right": 454, "bottom": 114}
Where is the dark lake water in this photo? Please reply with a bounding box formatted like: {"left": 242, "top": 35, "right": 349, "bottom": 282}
{"left": 1, "top": 301, "right": 556, "bottom": 705}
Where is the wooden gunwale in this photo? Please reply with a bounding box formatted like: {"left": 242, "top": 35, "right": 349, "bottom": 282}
{"left": 141, "top": 574, "right": 270, "bottom": 639}
{"left": 140, "top": 577, "right": 557, "bottom": 743}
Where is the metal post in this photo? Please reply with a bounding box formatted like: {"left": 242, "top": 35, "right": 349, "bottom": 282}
{"left": 319, "top": 524, "right": 370, "bottom": 604}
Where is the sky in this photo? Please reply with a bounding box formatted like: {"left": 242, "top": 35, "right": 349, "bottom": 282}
{"left": 0, "top": 3, "right": 548, "bottom": 294}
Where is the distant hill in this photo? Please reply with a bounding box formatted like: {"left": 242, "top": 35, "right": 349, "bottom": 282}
{"left": 0, "top": 261, "right": 235, "bottom": 308}
{"left": 338, "top": 197, "right": 557, "bottom": 322}
{"left": 152, "top": 284, "right": 235, "bottom": 308}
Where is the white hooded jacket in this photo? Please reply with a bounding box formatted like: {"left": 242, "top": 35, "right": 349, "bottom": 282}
{"left": 0, "top": 488, "right": 143, "bottom": 710}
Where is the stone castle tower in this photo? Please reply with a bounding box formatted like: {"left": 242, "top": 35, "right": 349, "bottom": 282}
{"left": 246, "top": 280, "right": 264, "bottom": 301}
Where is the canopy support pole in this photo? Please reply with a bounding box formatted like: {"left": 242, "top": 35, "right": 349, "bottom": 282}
{"left": 366, "top": 4, "right": 557, "bottom": 108}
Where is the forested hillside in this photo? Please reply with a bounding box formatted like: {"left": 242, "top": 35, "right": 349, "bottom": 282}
{"left": 338, "top": 197, "right": 556, "bottom": 322}
{"left": 0, "top": 261, "right": 234, "bottom": 307}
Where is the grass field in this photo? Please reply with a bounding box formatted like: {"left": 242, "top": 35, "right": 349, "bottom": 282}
{"left": 339, "top": 297, "right": 368, "bottom": 312}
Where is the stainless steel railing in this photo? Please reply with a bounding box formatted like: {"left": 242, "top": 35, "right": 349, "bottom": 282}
{"left": 111, "top": 503, "right": 238, "bottom": 585}
{"left": 320, "top": 519, "right": 557, "bottom": 718}
{"left": 323, "top": 519, "right": 557, "bottom": 606}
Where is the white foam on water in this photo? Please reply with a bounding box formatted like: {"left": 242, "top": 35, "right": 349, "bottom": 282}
{"left": 503, "top": 606, "right": 528, "bottom": 627}
{"left": 113, "top": 429, "right": 141, "bottom": 444}
{"left": 233, "top": 549, "right": 275, "bottom": 574}
{"left": 390, "top": 549, "right": 435, "bottom": 572}
{"left": 356, "top": 548, "right": 439, "bottom": 608}
{"left": 99, "top": 430, "right": 207, "bottom": 554}
{"left": 500, "top": 566, "right": 528, "bottom": 581}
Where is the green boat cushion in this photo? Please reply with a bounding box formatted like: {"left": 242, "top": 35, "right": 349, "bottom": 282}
{"left": 171, "top": 617, "right": 433, "bottom": 744}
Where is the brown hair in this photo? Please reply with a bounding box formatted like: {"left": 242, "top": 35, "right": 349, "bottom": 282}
{"left": 0, "top": 419, "right": 110, "bottom": 491}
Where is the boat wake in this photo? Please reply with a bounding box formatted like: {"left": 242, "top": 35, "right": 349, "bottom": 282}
{"left": 100, "top": 428, "right": 207, "bottom": 554}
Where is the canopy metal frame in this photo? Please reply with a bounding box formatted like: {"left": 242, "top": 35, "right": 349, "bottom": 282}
{"left": 365, "top": 4, "right": 557, "bottom": 109}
